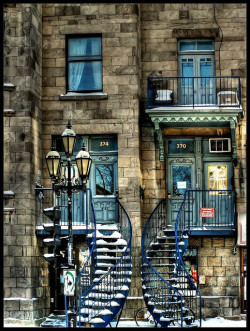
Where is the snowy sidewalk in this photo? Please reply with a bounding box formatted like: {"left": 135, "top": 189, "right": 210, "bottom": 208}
{"left": 4, "top": 316, "right": 247, "bottom": 328}
{"left": 110, "top": 316, "right": 246, "bottom": 328}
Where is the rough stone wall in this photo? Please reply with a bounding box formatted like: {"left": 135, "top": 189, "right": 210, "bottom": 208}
{"left": 41, "top": 3, "right": 142, "bottom": 318}
{"left": 197, "top": 237, "right": 241, "bottom": 317}
{"left": 140, "top": 2, "right": 246, "bottom": 217}
{"left": 3, "top": 3, "right": 47, "bottom": 324}
{"left": 140, "top": 3, "right": 246, "bottom": 317}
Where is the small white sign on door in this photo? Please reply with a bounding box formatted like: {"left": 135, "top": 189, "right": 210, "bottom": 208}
{"left": 177, "top": 181, "right": 186, "bottom": 189}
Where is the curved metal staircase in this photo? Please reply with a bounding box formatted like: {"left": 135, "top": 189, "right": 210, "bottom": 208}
{"left": 65, "top": 195, "right": 132, "bottom": 327}
{"left": 141, "top": 195, "right": 202, "bottom": 327}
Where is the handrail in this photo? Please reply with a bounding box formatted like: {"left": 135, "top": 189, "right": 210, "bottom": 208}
{"left": 147, "top": 75, "right": 241, "bottom": 109}
{"left": 76, "top": 197, "right": 132, "bottom": 327}
{"left": 65, "top": 188, "right": 97, "bottom": 327}
{"left": 175, "top": 191, "right": 202, "bottom": 327}
{"left": 141, "top": 199, "right": 183, "bottom": 325}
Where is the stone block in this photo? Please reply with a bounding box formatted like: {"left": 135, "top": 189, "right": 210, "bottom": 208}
{"left": 214, "top": 267, "right": 226, "bottom": 277}
{"left": 207, "top": 256, "right": 221, "bottom": 267}
{"left": 204, "top": 297, "right": 220, "bottom": 308}
{"left": 212, "top": 238, "right": 225, "bottom": 247}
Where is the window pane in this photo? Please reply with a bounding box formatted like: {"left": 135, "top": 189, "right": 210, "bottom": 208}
{"left": 197, "top": 41, "right": 214, "bottom": 50}
{"left": 68, "top": 37, "right": 101, "bottom": 59}
{"left": 96, "top": 164, "right": 114, "bottom": 195}
{"left": 172, "top": 166, "right": 191, "bottom": 196}
{"left": 208, "top": 165, "right": 228, "bottom": 191}
{"left": 182, "top": 59, "right": 193, "bottom": 87}
{"left": 68, "top": 61, "right": 102, "bottom": 91}
{"left": 180, "top": 41, "right": 196, "bottom": 51}
{"left": 200, "top": 59, "right": 213, "bottom": 87}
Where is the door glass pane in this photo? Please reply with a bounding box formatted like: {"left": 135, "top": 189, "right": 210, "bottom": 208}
{"left": 182, "top": 59, "right": 193, "bottom": 87}
{"left": 95, "top": 164, "right": 114, "bottom": 195}
{"left": 173, "top": 166, "right": 191, "bottom": 196}
{"left": 208, "top": 165, "right": 228, "bottom": 192}
{"left": 200, "top": 58, "right": 213, "bottom": 87}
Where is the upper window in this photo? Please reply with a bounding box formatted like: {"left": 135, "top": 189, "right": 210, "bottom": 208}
{"left": 179, "top": 40, "right": 214, "bottom": 52}
{"left": 67, "top": 35, "right": 102, "bottom": 92}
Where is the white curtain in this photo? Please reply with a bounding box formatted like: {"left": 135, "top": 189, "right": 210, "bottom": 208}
{"left": 68, "top": 37, "right": 102, "bottom": 91}
{"left": 68, "top": 38, "right": 88, "bottom": 91}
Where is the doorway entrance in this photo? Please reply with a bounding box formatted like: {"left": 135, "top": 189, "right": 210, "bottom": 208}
{"left": 166, "top": 136, "right": 233, "bottom": 229}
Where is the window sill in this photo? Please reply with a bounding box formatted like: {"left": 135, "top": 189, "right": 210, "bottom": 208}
{"left": 59, "top": 92, "right": 108, "bottom": 101}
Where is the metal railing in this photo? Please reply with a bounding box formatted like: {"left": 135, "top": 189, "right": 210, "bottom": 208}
{"left": 179, "top": 189, "right": 236, "bottom": 232}
{"left": 65, "top": 188, "right": 97, "bottom": 327}
{"left": 141, "top": 199, "right": 183, "bottom": 326}
{"left": 76, "top": 197, "right": 132, "bottom": 327}
{"left": 35, "top": 186, "right": 91, "bottom": 228}
{"left": 147, "top": 76, "right": 241, "bottom": 108}
{"left": 174, "top": 196, "right": 202, "bottom": 327}
{"left": 141, "top": 198, "right": 202, "bottom": 327}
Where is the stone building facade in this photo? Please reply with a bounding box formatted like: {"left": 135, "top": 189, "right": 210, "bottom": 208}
{"left": 3, "top": 3, "right": 246, "bottom": 325}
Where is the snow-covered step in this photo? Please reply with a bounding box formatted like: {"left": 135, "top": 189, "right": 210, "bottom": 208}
{"left": 88, "top": 230, "right": 122, "bottom": 239}
{"left": 96, "top": 262, "right": 132, "bottom": 268}
{"left": 87, "top": 292, "right": 125, "bottom": 299}
{"left": 93, "top": 277, "right": 131, "bottom": 283}
{"left": 94, "top": 247, "right": 129, "bottom": 253}
{"left": 93, "top": 239, "right": 127, "bottom": 246}
{"left": 80, "top": 308, "right": 113, "bottom": 315}
{"left": 81, "top": 300, "right": 120, "bottom": 307}
{"left": 77, "top": 316, "right": 105, "bottom": 324}
{"left": 95, "top": 269, "right": 132, "bottom": 275}
{"left": 96, "top": 224, "right": 119, "bottom": 231}
{"left": 93, "top": 285, "right": 130, "bottom": 292}
{"left": 95, "top": 255, "right": 130, "bottom": 260}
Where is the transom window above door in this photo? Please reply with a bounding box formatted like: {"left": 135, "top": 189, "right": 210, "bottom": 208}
{"left": 178, "top": 40, "right": 214, "bottom": 52}
{"left": 67, "top": 35, "right": 102, "bottom": 92}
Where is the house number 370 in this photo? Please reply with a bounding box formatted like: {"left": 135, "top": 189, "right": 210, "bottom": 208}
{"left": 177, "top": 144, "right": 187, "bottom": 148}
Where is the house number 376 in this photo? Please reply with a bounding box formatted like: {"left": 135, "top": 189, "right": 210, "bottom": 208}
{"left": 177, "top": 143, "right": 187, "bottom": 148}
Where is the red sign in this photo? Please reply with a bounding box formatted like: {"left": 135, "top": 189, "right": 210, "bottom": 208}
{"left": 200, "top": 207, "right": 214, "bottom": 218}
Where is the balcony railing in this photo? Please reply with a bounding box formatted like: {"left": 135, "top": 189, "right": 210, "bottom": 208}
{"left": 147, "top": 76, "right": 241, "bottom": 109}
{"left": 178, "top": 189, "right": 236, "bottom": 234}
{"left": 35, "top": 187, "right": 91, "bottom": 229}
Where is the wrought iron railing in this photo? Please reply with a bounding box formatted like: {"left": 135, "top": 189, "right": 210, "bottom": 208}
{"left": 76, "top": 197, "right": 132, "bottom": 327}
{"left": 35, "top": 186, "right": 91, "bottom": 228}
{"left": 147, "top": 76, "right": 241, "bottom": 108}
{"left": 174, "top": 195, "right": 202, "bottom": 327}
{"left": 65, "top": 188, "right": 97, "bottom": 327}
{"left": 141, "top": 199, "right": 183, "bottom": 326}
{"left": 180, "top": 189, "right": 236, "bottom": 231}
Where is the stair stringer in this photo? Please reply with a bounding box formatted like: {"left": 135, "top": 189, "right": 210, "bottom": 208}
{"left": 76, "top": 198, "right": 132, "bottom": 327}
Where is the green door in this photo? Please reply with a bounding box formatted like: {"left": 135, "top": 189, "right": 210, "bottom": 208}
{"left": 89, "top": 136, "right": 118, "bottom": 224}
{"left": 167, "top": 139, "right": 196, "bottom": 228}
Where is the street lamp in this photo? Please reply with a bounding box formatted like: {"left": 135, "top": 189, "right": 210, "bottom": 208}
{"left": 45, "top": 146, "right": 61, "bottom": 180}
{"left": 75, "top": 144, "right": 92, "bottom": 184}
{"left": 44, "top": 121, "right": 92, "bottom": 327}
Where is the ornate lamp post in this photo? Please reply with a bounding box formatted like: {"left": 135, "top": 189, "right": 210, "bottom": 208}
{"left": 44, "top": 120, "right": 92, "bottom": 327}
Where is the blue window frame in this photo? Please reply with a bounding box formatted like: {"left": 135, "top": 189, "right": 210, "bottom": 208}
{"left": 67, "top": 35, "right": 102, "bottom": 92}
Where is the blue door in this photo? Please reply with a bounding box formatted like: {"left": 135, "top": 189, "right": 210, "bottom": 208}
{"left": 178, "top": 40, "right": 216, "bottom": 106}
{"left": 166, "top": 139, "right": 196, "bottom": 228}
{"left": 89, "top": 136, "right": 118, "bottom": 224}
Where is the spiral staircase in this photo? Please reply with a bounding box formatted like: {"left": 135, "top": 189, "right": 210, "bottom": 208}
{"left": 67, "top": 196, "right": 132, "bottom": 328}
{"left": 141, "top": 197, "right": 202, "bottom": 328}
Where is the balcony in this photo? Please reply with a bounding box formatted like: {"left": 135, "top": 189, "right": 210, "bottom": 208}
{"left": 147, "top": 76, "right": 241, "bottom": 109}
{"left": 35, "top": 187, "right": 91, "bottom": 236}
{"left": 178, "top": 189, "right": 237, "bottom": 236}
